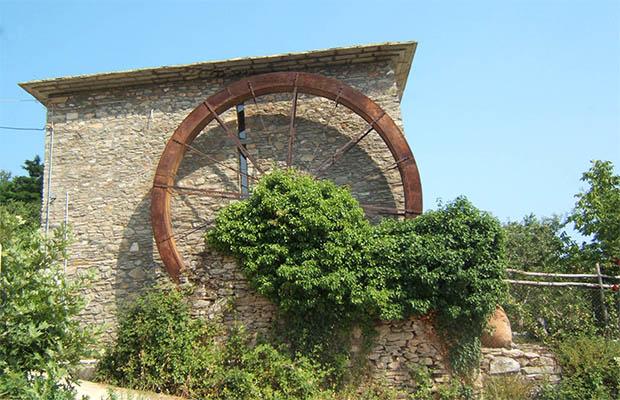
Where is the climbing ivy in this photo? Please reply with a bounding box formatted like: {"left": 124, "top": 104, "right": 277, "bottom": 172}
{"left": 207, "top": 169, "right": 507, "bottom": 378}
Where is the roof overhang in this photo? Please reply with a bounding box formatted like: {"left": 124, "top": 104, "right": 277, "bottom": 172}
{"left": 19, "top": 41, "right": 417, "bottom": 106}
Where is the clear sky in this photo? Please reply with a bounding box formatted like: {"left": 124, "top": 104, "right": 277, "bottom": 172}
{"left": 0, "top": 0, "right": 618, "bottom": 224}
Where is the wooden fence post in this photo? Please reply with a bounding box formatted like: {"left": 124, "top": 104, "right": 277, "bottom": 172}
{"left": 596, "top": 263, "right": 609, "bottom": 324}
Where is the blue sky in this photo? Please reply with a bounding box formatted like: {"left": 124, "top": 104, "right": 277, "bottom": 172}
{"left": 0, "top": 0, "right": 618, "bottom": 224}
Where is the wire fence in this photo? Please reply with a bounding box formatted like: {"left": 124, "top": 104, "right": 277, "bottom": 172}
{"left": 506, "top": 263, "right": 620, "bottom": 327}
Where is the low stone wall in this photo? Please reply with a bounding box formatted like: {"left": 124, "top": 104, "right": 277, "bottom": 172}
{"left": 363, "top": 317, "right": 449, "bottom": 391}
{"left": 481, "top": 344, "right": 561, "bottom": 384}
{"left": 80, "top": 317, "right": 561, "bottom": 395}
{"left": 360, "top": 319, "right": 560, "bottom": 393}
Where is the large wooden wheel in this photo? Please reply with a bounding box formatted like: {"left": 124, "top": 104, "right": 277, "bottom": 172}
{"left": 152, "top": 71, "right": 422, "bottom": 282}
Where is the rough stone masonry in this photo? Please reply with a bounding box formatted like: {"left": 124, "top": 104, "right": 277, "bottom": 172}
{"left": 20, "top": 42, "right": 559, "bottom": 392}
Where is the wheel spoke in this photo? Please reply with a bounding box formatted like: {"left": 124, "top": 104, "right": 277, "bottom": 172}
{"left": 172, "top": 139, "right": 259, "bottom": 182}
{"left": 247, "top": 81, "right": 269, "bottom": 132}
{"left": 157, "top": 222, "right": 210, "bottom": 245}
{"left": 381, "top": 156, "right": 412, "bottom": 172}
{"left": 203, "top": 101, "right": 264, "bottom": 175}
{"left": 315, "top": 111, "right": 385, "bottom": 177}
{"left": 323, "top": 87, "right": 343, "bottom": 128}
{"left": 297, "top": 90, "right": 343, "bottom": 171}
{"left": 156, "top": 184, "right": 244, "bottom": 199}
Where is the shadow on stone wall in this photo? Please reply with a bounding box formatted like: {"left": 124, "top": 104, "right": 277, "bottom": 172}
{"left": 113, "top": 113, "right": 401, "bottom": 337}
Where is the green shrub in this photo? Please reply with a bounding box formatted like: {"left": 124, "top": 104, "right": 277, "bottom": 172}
{"left": 370, "top": 199, "right": 506, "bottom": 374}
{"left": 436, "top": 380, "right": 475, "bottom": 400}
{"left": 537, "top": 335, "right": 620, "bottom": 400}
{"left": 207, "top": 169, "right": 372, "bottom": 319}
{"left": 208, "top": 169, "right": 507, "bottom": 377}
{"left": 483, "top": 375, "right": 535, "bottom": 399}
{"left": 408, "top": 366, "right": 435, "bottom": 400}
{"left": 97, "top": 285, "right": 221, "bottom": 397}
{"left": 212, "top": 327, "right": 331, "bottom": 400}
{"left": 0, "top": 205, "right": 94, "bottom": 399}
{"left": 97, "top": 286, "right": 335, "bottom": 399}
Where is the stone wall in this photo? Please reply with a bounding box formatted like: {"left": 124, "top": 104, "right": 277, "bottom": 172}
{"left": 481, "top": 344, "right": 561, "bottom": 384}
{"left": 43, "top": 60, "right": 406, "bottom": 340}
{"left": 360, "top": 318, "right": 560, "bottom": 394}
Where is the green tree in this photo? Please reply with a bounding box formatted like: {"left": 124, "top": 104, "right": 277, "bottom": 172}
{"left": 0, "top": 155, "right": 44, "bottom": 225}
{"left": 0, "top": 205, "right": 94, "bottom": 399}
{"left": 566, "top": 160, "right": 620, "bottom": 333}
{"left": 502, "top": 216, "right": 599, "bottom": 342}
{"left": 503, "top": 161, "right": 620, "bottom": 341}
{"left": 567, "top": 160, "right": 620, "bottom": 269}
{"left": 0, "top": 155, "right": 44, "bottom": 205}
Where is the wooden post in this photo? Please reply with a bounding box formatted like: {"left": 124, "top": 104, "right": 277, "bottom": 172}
{"left": 596, "top": 263, "right": 609, "bottom": 324}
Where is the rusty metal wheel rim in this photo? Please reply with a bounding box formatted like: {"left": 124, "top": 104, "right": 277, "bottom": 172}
{"left": 151, "top": 71, "right": 422, "bottom": 282}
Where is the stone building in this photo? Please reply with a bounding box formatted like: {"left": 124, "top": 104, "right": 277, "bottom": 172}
{"left": 20, "top": 42, "right": 559, "bottom": 392}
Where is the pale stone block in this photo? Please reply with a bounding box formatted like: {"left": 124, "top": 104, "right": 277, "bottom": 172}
{"left": 489, "top": 356, "right": 521, "bottom": 374}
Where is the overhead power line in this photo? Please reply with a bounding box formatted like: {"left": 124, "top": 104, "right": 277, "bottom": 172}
{"left": 0, "top": 98, "right": 39, "bottom": 103}
{"left": 0, "top": 125, "right": 45, "bottom": 132}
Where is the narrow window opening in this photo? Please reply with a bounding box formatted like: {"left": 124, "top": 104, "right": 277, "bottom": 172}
{"left": 236, "top": 103, "right": 249, "bottom": 196}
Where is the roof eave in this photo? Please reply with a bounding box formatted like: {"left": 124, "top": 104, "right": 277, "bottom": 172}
{"left": 19, "top": 41, "right": 417, "bottom": 105}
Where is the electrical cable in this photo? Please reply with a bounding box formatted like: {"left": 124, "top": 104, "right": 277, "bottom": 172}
{"left": 0, "top": 126, "right": 45, "bottom": 132}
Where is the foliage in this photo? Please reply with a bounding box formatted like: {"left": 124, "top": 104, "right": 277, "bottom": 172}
{"left": 565, "top": 160, "right": 620, "bottom": 335}
{"left": 97, "top": 285, "right": 222, "bottom": 397}
{"left": 97, "top": 287, "right": 336, "bottom": 400}
{"left": 207, "top": 169, "right": 507, "bottom": 377}
{"left": 0, "top": 205, "right": 93, "bottom": 399}
{"left": 567, "top": 160, "right": 620, "bottom": 268}
{"left": 206, "top": 169, "right": 375, "bottom": 382}
{"left": 504, "top": 215, "right": 569, "bottom": 272}
{"left": 370, "top": 200, "right": 507, "bottom": 374}
{"left": 503, "top": 161, "right": 620, "bottom": 342}
{"left": 408, "top": 366, "right": 435, "bottom": 400}
{"left": 536, "top": 335, "right": 620, "bottom": 400}
{"left": 483, "top": 375, "right": 535, "bottom": 400}
{"left": 100, "top": 286, "right": 494, "bottom": 399}
{"left": 408, "top": 365, "right": 475, "bottom": 400}
{"left": 502, "top": 216, "right": 600, "bottom": 342}
{"left": 211, "top": 327, "right": 331, "bottom": 400}
{"left": 0, "top": 156, "right": 44, "bottom": 215}
{"left": 0, "top": 155, "right": 44, "bottom": 227}
{"left": 436, "top": 380, "right": 475, "bottom": 400}
{"left": 207, "top": 169, "right": 372, "bottom": 319}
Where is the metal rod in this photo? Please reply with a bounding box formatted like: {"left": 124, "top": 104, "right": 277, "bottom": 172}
{"left": 157, "top": 184, "right": 243, "bottom": 199}
{"left": 247, "top": 82, "right": 268, "bottom": 132}
{"left": 172, "top": 139, "right": 258, "bottom": 182}
{"left": 298, "top": 90, "right": 344, "bottom": 171}
{"left": 63, "top": 192, "right": 68, "bottom": 273}
{"left": 315, "top": 112, "right": 385, "bottom": 176}
{"left": 157, "top": 222, "right": 210, "bottom": 245}
{"left": 44, "top": 114, "right": 54, "bottom": 235}
{"left": 203, "top": 101, "right": 264, "bottom": 175}
{"left": 381, "top": 156, "right": 412, "bottom": 172}
{"left": 323, "top": 87, "right": 343, "bottom": 128}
